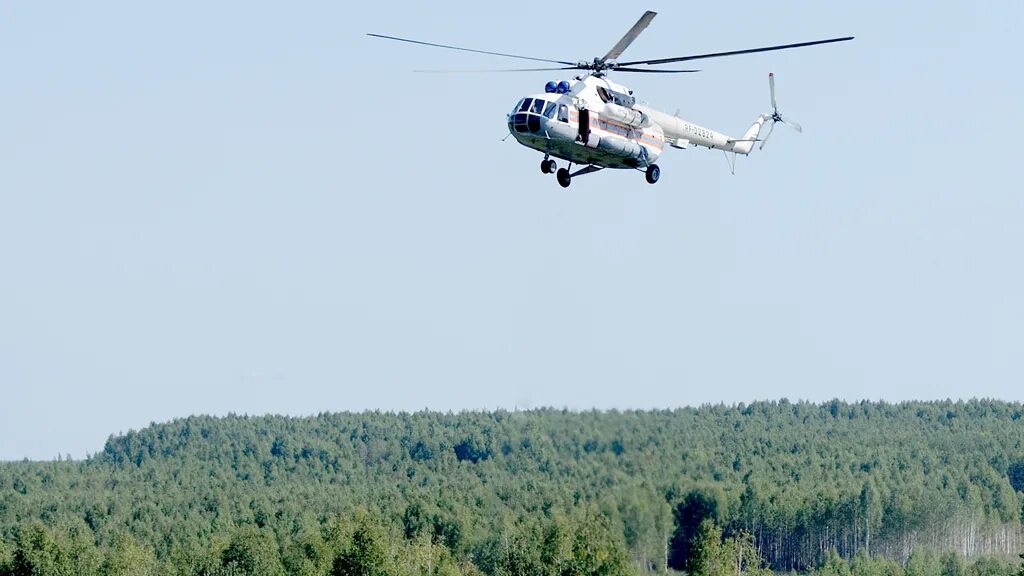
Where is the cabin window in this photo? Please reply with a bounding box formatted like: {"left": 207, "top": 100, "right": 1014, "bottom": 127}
{"left": 543, "top": 102, "right": 557, "bottom": 119}
{"left": 530, "top": 99, "right": 545, "bottom": 114}
{"left": 557, "top": 105, "right": 569, "bottom": 122}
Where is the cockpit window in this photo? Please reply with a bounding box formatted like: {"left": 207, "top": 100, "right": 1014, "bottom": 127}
{"left": 509, "top": 96, "right": 557, "bottom": 134}
{"left": 513, "top": 113, "right": 529, "bottom": 133}
{"left": 557, "top": 105, "right": 569, "bottom": 123}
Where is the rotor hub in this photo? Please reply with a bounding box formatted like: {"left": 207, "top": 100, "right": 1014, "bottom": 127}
{"left": 577, "top": 57, "right": 618, "bottom": 76}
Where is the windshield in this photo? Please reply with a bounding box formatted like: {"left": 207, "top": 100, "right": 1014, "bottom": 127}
{"left": 509, "top": 97, "right": 555, "bottom": 134}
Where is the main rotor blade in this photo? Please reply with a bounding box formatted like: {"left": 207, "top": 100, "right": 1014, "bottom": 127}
{"left": 602, "top": 11, "right": 657, "bottom": 61}
{"left": 617, "top": 36, "right": 854, "bottom": 66}
{"left": 367, "top": 33, "right": 576, "bottom": 66}
{"left": 413, "top": 67, "right": 579, "bottom": 73}
{"left": 613, "top": 67, "right": 700, "bottom": 73}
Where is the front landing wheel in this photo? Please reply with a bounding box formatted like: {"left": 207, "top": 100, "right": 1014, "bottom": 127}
{"left": 645, "top": 164, "right": 660, "bottom": 184}
{"left": 556, "top": 168, "right": 571, "bottom": 188}
{"left": 541, "top": 159, "right": 556, "bottom": 174}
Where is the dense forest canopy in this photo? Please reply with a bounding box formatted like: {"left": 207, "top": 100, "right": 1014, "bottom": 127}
{"left": 2, "top": 400, "right": 1024, "bottom": 576}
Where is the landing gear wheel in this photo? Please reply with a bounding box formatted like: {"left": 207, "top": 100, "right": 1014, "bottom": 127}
{"left": 645, "top": 164, "right": 661, "bottom": 184}
{"left": 556, "top": 168, "right": 571, "bottom": 188}
{"left": 541, "top": 159, "right": 556, "bottom": 174}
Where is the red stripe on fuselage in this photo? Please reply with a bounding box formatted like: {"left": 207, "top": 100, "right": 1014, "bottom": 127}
{"left": 568, "top": 111, "right": 663, "bottom": 151}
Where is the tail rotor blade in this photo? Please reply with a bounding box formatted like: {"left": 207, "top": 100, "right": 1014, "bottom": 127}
{"left": 759, "top": 73, "right": 801, "bottom": 150}
{"left": 759, "top": 122, "right": 776, "bottom": 150}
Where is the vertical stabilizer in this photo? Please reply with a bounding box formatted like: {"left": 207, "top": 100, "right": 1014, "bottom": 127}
{"left": 730, "top": 114, "right": 769, "bottom": 155}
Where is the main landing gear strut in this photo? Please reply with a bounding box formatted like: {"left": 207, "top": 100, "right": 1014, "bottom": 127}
{"left": 555, "top": 165, "right": 604, "bottom": 188}
{"left": 540, "top": 158, "right": 661, "bottom": 187}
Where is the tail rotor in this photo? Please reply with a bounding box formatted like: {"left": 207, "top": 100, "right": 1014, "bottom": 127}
{"left": 760, "top": 72, "right": 802, "bottom": 150}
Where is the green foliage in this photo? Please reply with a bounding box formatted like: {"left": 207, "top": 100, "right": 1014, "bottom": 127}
{"left": 848, "top": 550, "right": 894, "bottom": 576}
{"left": 1011, "top": 465, "right": 1024, "bottom": 493}
{"left": 562, "top": 511, "right": 630, "bottom": 576}
{"left": 1, "top": 401, "right": 1024, "bottom": 574}
{"left": 217, "top": 526, "right": 285, "bottom": 576}
{"left": 941, "top": 551, "right": 968, "bottom": 576}
{"left": 814, "top": 551, "right": 1015, "bottom": 576}
{"left": 0, "top": 543, "right": 10, "bottom": 574}
{"left": 493, "top": 512, "right": 628, "bottom": 576}
{"left": 687, "top": 520, "right": 769, "bottom": 576}
{"left": 812, "top": 550, "right": 852, "bottom": 576}
{"left": 6, "top": 520, "right": 102, "bottom": 576}
{"left": 453, "top": 436, "right": 492, "bottom": 464}
{"left": 403, "top": 535, "right": 462, "bottom": 576}
{"left": 334, "top": 512, "right": 397, "bottom": 576}
{"left": 282, "top": 522, "right": 334, "bottom": 576}
{"left": 689, "top": 520, "right": 725, "bottom": 576}
{"left": 669, "top": 488, "right": 726, "bottom": 571}
{"left": 968, "top": 556, "right": 1016, "bottom": 576}
{"left": 99, "top": 532, "right": 157, "bottom": 576}
{"left": 904, "top": 550, "right": 940, "bottom": 576}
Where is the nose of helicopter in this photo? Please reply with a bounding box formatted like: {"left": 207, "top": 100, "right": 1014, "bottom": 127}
{"left": 508, "top": 95, "right": 560, "bottom": 136}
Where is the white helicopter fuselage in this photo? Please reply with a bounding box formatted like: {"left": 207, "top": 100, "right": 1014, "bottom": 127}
{"left": 373, "top": 9, "right": 850, "bottom": 186}
{"left": 508, "top": 75, "right": 763, "bottom": 170}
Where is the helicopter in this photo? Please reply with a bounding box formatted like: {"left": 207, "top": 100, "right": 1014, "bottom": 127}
{"left": 369, "top": 12, "right": 852, "bottom": 187}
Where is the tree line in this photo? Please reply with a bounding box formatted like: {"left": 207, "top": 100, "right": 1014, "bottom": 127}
{"left": 1, "top": 400, "right": 1024, "bottom": 575}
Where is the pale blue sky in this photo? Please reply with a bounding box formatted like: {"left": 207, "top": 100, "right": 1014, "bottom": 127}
{"left": 2, "top": 2, "right": 1022, "bottom": 460}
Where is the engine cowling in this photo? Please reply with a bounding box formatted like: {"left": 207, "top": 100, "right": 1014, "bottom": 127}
{"left": 601, "top": 103, "right": 647, "bottom": 128}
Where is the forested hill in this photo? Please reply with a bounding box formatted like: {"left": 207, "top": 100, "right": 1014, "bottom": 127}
{"left": 3, "top": 400, "right": 1024, "bottom": 575}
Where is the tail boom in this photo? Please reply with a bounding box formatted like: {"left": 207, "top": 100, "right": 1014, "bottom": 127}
{"left": 638, "top": 105, "right": 768, "bottom": 156}
{"left": 643, "top": 73, "right": 800, "bottom": 158}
